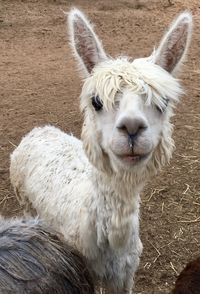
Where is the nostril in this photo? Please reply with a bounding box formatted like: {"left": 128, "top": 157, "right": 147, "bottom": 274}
{"left": 130, "top": 124, "right": 147, "bottom": 137}
{"left": 137, "top": 124, "right": 147, "bottom": 133}
{"left": 117, "top": 124, "right": 127, "bottom": 132}
{"left": 117, "top": 121, "right": 147, "bottom": 137}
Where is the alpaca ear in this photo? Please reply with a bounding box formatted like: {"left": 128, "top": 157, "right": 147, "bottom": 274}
{"left": 154, "top": 12, "right": 192, "bottom": 74}
{"left": 68, "top": 8, "right": 107, "bottom": 76}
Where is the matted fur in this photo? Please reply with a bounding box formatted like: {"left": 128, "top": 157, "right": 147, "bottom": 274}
{"left": 0, "top": 217, "right": 94, "bottom": 293}
{"left": 10, "top": 9, "right": 192, "bottom": 294}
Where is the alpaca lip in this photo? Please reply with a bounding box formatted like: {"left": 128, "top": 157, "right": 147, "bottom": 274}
{"left": 119, "top": 153, "right": 149, "bottom": 164}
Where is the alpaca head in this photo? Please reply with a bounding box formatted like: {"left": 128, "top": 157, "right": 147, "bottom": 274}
{"left": 68, "top": 9, "right": 192, "bottom": 175}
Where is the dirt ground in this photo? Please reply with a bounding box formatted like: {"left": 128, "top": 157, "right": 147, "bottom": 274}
{"left": 0, "top": 0, "right": 200, "bottom": 293}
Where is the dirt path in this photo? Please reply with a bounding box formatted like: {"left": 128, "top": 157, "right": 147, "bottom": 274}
{"left": 0, "top": 0, "right": 200, "bottom": 293}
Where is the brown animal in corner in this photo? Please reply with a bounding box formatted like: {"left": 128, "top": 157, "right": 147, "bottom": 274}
{"left": 0, "top": 217, "right": 94, "bottom": 294}
{"left": 173, "top": 257, "right": 200, "bottom": 294}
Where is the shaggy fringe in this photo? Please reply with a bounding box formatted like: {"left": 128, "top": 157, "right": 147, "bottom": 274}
{"left": 81, "top": 57, "right": 183, "bottom": 112}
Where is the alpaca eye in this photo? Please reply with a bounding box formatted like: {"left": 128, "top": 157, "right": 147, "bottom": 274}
{"left": 155, "top": 98, "right": 169, "bottom": 113}
{"left": 155, "top": 105, "right": 164, "bottom": 113}
{"left": 91, "top": 95, "right": 103, "bottom": 111}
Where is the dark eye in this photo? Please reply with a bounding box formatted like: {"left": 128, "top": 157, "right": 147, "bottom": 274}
{"left": 155, "top": 98, "right": 169, "bottom": 113}
{"left": 91, "top": 95, "right": 103, "bottom": 111}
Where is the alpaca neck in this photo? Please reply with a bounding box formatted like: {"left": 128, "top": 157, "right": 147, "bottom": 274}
{"left": 93, "top": 167, "right": 146, "bottom": 205}
{"left": 92, "top": 168, "right": 145, "bottom": 250}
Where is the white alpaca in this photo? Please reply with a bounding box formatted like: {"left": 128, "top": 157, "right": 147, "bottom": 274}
{"left": 10, "top": 9, "right": 192, "bottom": 293}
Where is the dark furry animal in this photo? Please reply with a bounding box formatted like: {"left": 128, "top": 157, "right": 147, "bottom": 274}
{"left": 0, "top": 217, "right": 94, "bottom": 294}
{"left": 173, "top": 257, "right": 200, "bottom": 294}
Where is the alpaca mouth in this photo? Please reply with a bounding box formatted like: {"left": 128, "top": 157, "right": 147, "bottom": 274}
{"left": 117, "top": 153, "right": 150, "bottom": 165}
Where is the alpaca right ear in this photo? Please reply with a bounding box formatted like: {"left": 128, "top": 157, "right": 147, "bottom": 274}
{"left": 68, "top": 8, "right": 107, "bottom": 77}
{"left": 154, "top": 12, "right": 192, "bottom": 74}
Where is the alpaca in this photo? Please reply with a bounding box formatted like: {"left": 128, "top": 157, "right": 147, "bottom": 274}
{"left": 0, "top": 216, "right": 94, "bottom": 294}
{"left": 172, "top": 257, "right": 200, "bottom": 294}
{"left": 10, "top": 9, "right": 192, "bottom": 293}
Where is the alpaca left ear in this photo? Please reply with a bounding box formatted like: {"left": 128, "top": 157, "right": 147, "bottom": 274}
{"left": 154, "top": 12, "right": 192, "bottom": 74}
{"left": 68, "top": 8, "right": 107, "bottom": 77}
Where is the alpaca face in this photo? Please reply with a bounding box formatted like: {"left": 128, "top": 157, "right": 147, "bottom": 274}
{"left": 80, "top": 57, "right": 183, "bottom": 172}
{"left": 90, "top": 87, "right": 166, "bottom": 170}
{"left": 68, "top": 9, "right": 192, "bottom": 172}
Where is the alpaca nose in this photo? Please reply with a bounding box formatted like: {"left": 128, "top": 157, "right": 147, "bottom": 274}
{"left": 117, "top": 116, "right": 147, "bottom": 137}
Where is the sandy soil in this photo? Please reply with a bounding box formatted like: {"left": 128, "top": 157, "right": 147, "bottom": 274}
{"left": 0, "top": 0, "right": 200, "bottom": 293}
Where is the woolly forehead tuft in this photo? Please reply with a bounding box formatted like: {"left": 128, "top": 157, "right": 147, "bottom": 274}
{"left": 81, "top": 58, "right": 183, "bottom": 111}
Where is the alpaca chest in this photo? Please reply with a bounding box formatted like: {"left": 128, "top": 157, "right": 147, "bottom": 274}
{"left": 90, "top": 225, "right": 142, "bottom": 287}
